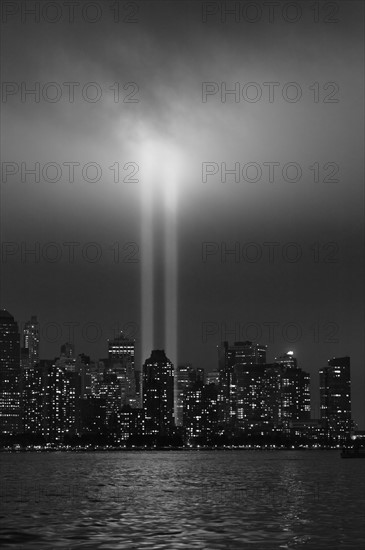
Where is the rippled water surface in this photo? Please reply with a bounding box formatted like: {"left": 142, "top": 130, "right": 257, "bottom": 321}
{"left": 1, "top": 450, "right": 364, "bottom": 549}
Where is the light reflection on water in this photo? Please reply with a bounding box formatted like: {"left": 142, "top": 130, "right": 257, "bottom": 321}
{"left": 0, "top": 450, "right": 364, "bottom": 549}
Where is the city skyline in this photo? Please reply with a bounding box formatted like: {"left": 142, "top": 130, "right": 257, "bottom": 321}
{"left": 0, "top": 308, "right": 362, "bottom": 431}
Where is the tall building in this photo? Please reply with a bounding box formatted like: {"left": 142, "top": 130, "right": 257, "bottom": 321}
{"left": 264, "top": 362, "right": 310, "bottom": 431}
{"left": 107, "top": 332, "right": 137, "bottom": 408}
{"left": 108, "top": 332, "right": 135, "bottom": 366}
{"left": 143, "top": 350, "right": 174, "bottom": 436}
{"left": 274, "top": 351, "right": 297, "bottom": 369}
{"left": 43, "top": 359, "right": 81, "bottom": 441}
{"left": 78, "top": 395, "right": 107, "bottom": 438}
{"left": 218, "top": 341, "right": 267, "bottom": 427}
{"left": 175, "top": 364, "right": 201, "bottom": 426}
{"left": 0, "top": 309, "right": 21, "bottom": 434}
{"left": 60, "top": 342, "right": 75, "bottom": 359}
{"left": 109, "top": 406, "right": 145, "bottom": 444}
{"left": 88, "top": 361, "right": 105, "bottom": 398}
{"left": 58, "top": 343, "right": 76, "bottom": 373}
{"left": 21, "top": 361, "right": 45, "bottom": 435}
{"left": 23, "top": 315, "right": 40, "bottom": 367}
{"left": 319, "top": 357, "right": 352, "bottom": 442}
{"left": 233, "top": 363, "right": 267, "bottom": 430}
{"left": 134, "top": 370, "right": 143, "bottom": 408}
{"left": 206, "top": 371, "right": 219, "bottom": 385}
{"left": 75, "top": 354, "right": 93, "bottom": 397}
{"left": 184, "top": 381, "right": 218, "bottom": 442}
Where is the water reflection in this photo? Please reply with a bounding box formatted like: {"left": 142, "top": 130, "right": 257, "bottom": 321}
{"left": 1, "top": 451, "right": 364, "bottom": 549}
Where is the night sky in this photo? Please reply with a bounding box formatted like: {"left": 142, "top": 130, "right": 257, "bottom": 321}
{"left": 1, "top": 1, "right": 364, "bottom": 427}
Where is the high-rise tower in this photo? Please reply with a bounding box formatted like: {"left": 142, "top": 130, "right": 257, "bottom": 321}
{"left": 23, "top": 315, "right": 40, "bottom": 367}
{"left": 143, "top": 349, "right": 174, "bottom": 436}
{"left": 0, "top": 310, "right": 21, "bottom": 433}
{"left": 319, "top": 356, "right": 352, "bottom": 441}
{"left": 108, "top": 332, "right": 137, "bottom": 408}
{"left": 218, "top": 341, "right": 267, "bottom": 427}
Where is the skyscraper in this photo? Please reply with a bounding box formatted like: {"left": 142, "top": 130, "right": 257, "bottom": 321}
{"left": 274, "top": 351, "right": 297, "bottom": 369}
{"left": 0, "top": 310, "right": 21, "bottom": 434}
{"left": 108, "top": 332, "right": 135, "bottom": 365}
{"left": 143, "top": 349, "right": 174, "bottom": 436}
{"left": 175, "top": 363, "right": 203, "bottom": 426}
{"left": 60, "top": 342, "right": 75, "bottom": 359}
{"left": 233, "top": 362, "right": 267, "bottom": 430}
{"left": 107, "top": 332, "right": 137, "bottom": 408}
{"left": 43, "top": 358, "right": 81, "bottom": 442}
{"left": 206, "top": 371, "right": 219, "bottom": 385}
{"left": 319, "top": 356, "right": 352, "bottom": 442}
{"left": 264, "top": 362, "right": 311, "bottom": 431}
{"left": 184, "top": 381, "right": 218, "bottom": 443}
{"left": 21, "top": 361, "right": 44, "bottom": 436}
{"left": 23, "top": 315, "right": 40, "bottom": 367}
{"left": 218, "top": 341, "right": 267, "bottom": 427}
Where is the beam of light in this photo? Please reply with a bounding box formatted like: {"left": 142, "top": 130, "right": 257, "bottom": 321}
{"left": 163, "top": 147, "right": 180, "bottom": 421}
{"left": 139, "top": 135, "right": 181, "bottom": 420}
{"left": 140, "top": 143, "right": 155, "bottom": 367}
{"left": 163, "top": 145, "right": 180, "bottom": 363}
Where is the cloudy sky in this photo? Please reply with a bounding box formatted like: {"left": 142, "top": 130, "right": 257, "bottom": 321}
{"left": 1, "top": 1, "right": 364, "bottom": 426}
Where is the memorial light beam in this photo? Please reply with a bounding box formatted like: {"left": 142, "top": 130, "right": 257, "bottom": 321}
{"left": 163, "top": 144, "right": 180, "bottom": 366}
{"left": 140, "top": 141, "right": 155, "bottom": 367}
{"left": 140, "top": 136, "right": 181, "bottom": 405}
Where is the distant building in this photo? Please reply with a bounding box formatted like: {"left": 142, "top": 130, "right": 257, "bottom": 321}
{"left": 218, "top": 341, "right": 267, "bottom": 426}
{"left": 60, "top": 342, "right": 75, "bottom": 359}
{"left": 264, "top": 362, "right": 311, "bottom": 431}
{"left": 184, "top": 382, "right": 218, "bottom": 442}
{"left": 59, "top": 343, "right": 76, "bottom": 372}
{"left": 0, "top": 309, "right": 21, "bottom": 434}
{"left": 21, "top": 360, "right": 47, "bottom": 435}
{"left": 206, "top": 371, "right": 219, "bottom": 385}
{"left": 75, "top": 354, "right": 92, "bottom": 397}
{"left": 274, "top": 351, "right": 297, "bottom": 369}
{"left": 233, "top": 362, "right": 267, "bottom": 429}
{"left": 319, "top": 357, "right": 352, "bottom": 442}
{"left": 134, "top": 370, "right": 143, "bottom": 408}
{"left": 217, "top": 343, "right": 310, "bottom": 436}
{"left": 107, "top": 332, "right": 137, "bottom": 408}
{"left": 289, "top": 419, "right": 322, "bottom": 442}
{"left": 23, "top": 315, "right": 40, "bottom": 367}
{"left": 196, "top": 368, "right": 205, "bottom": 384}
{"left": 109, "top": 405, "right": 145, "bottom": 444}
{"left": 143, "top": 350, "right": 174, "bottom": 436}
{"left": 43, "top": 359, "right": 81, "bottom": 441}
{"left": 108, "top": 332, "right": 135, "bottom": 365}
{"left": 175, "top": 364, "right": 202, "bottom": 426}
{"left": 78, "top": 395, "right": 107, "bottom": 437}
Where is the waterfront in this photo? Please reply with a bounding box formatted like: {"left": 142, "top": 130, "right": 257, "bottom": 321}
{"left": 1, "top": 450, "right": 364, "bottom": 549}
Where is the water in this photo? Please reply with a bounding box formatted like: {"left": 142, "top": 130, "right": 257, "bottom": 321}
{"left": 0, "top": 450, "right": 364, "bottom": 549}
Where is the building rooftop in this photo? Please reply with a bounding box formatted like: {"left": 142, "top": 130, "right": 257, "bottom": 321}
{"left": 0, "top": 309, "right": 14, "bottom": 320}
